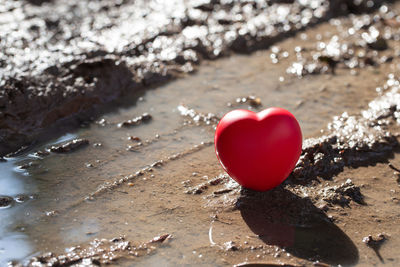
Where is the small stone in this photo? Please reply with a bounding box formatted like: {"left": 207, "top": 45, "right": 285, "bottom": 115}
{"left": 0, "top": 196, "right": 13, "bottom": 208}
{"left": 15, "top": 195, "right": 31, "bottom": 203}
{"left": 223, "top": 241, "right": 238, "bottom": 251}
{"left": 128, "top": 136, "right": 141, "bottom": 142}
{"left": 49, "top": 139, "right": 89, "bottom": 153}
{"left": 249, "top": 97, "right": 262, "bottom": 107}
{"left": 367, "top": 37, "right": 388, "bottom": 51}
{"left": 363, "top": 233, "right": 386, "bottom": 249}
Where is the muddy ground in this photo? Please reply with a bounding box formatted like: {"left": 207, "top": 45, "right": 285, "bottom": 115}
{"left": 0, "top": 0, "right": 393, "bottom": 156}
{"left": 1, "top": 0, "right": 400, "bottom": 266}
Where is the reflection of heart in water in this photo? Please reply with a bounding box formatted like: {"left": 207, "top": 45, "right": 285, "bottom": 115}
{"left": 237, "top": 187, "right": 359, "bottom": 265}
{"left": 215, "top": 108, "right": 302, "bottom": 191}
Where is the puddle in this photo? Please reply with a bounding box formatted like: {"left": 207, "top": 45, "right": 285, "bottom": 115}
{"left": 0, "top": 159, "right": 34, "bottom": 265}
{"left": 0, "top": 20, "right": 398, "bottom": 265}
{"left": 0, "top": 233, "right": 32, "bottom": 266}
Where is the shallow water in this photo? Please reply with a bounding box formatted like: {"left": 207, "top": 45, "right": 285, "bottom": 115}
{"left": 0, "top": 24, "right": 395, "bottom": 265}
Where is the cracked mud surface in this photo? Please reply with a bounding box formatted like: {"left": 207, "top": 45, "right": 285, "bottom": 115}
{"left": 2, "top": 0, "right": 400, "bottom": 266}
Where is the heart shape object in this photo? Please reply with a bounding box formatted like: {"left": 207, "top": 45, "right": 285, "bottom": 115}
{"left": 215, "top": 108, "right": 302, "bottom": 191}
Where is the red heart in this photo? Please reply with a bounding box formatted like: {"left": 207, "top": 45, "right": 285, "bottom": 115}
{"left": 214, "top": 108, "right": 302, "bottom": 191}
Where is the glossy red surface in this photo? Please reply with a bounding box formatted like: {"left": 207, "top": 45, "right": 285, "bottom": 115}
{"left": 215, "top": 108, "right": 302, "bottom": 191}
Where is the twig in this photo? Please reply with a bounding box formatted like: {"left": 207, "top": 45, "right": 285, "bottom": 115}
{"left": 388, "top": 163, "right": 400, "bottom": 173}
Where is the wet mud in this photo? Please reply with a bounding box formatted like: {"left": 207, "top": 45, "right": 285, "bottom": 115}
{"left": 2, "top": 1, "right": 400, "bottom": 267}
{"left": 289, "top": 81, "right": 400, "bottom": 183}
{"left": 0, "top": 0, "right": 393, "bottom": 156}
{"left": 236, "top": 187, "right": 359, "bottom": 265}
{"left": 14, "top": 234, "right": 172, "bottom": 267}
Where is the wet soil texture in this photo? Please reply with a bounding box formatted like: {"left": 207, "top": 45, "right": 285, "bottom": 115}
{"left": 0, "top": 0, "right": 392, "bottom": 156}
{"left": 2, "top": 0, "right": 400, "bottom": 267}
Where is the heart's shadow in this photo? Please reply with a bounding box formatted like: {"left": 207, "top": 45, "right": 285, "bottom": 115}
{"left": 237, "top": 187, "right": 359, "bottom": 266}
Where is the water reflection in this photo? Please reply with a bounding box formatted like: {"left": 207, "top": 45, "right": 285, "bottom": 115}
{"left": 0, "top": 133, "right": 77, "bottom": 264}
{"left": 0, "top": 159, "right": 27, "bottom": 196}
{"left": 0, "top": 159, "right": 33, "bottom": 265}
{"left": 0, "top": 232, "right": 32, "bottom": 266}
